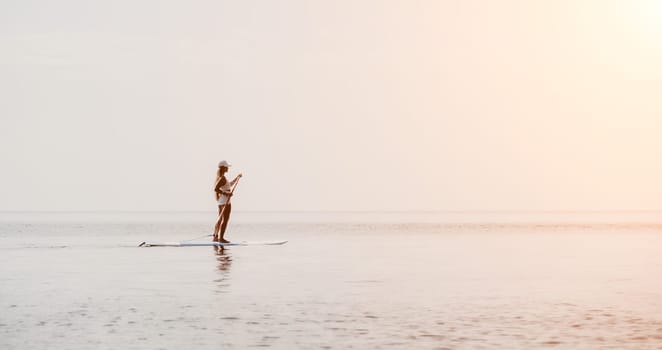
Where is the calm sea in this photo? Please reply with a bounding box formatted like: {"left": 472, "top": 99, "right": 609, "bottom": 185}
{"left": 1, "top": 211, "right": 662, "bottom": 349}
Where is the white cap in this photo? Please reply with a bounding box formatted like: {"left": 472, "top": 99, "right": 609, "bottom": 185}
{"left": 218, "top": 160, "right": 231, "bottom": 168}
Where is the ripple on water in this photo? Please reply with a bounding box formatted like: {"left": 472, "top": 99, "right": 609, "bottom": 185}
{"left": 220, "top": 316, "right": 240, "bottom": 321}
{"left": 541, "top": 340, "right": 562, "bottom": 345}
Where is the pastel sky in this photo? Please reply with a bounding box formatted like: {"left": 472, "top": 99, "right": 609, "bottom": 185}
{"left": 1, "top": 0, "right": 661, "bottom": 211}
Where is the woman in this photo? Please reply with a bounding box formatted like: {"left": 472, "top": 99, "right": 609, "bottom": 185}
{"left": 213, "top": 160, "right": 242, "bottom": 242}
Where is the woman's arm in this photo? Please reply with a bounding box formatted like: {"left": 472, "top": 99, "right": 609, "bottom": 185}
{"left": 214, "top": 177, "right": 229, "bottom": 200}
{"left": 214, "top": 177, "right": 224, "bottom": 193}
{"left": 215, "top": 176, "right": 239, "bottom": 198}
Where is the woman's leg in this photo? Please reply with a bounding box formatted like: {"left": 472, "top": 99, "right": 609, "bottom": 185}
{"left": 220, "top": 203, "right": 232, "bottom": 242}
{"left": 213, "top": 205, "right": 225, "bottom": 241}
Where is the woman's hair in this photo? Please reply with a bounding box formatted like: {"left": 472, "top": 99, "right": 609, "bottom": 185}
{"left": 216, "top": 167, "right": 228, "bottom": 187}
{"left": 214, "top": 167, "right": 228, "bottom": 200}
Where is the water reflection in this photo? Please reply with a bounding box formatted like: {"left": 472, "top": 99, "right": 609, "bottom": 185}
{"left": 214, "top": 246, "right": 232, "bottom": 292}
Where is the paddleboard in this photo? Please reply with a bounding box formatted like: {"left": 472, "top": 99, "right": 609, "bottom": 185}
{"left": 138, "top": 240, "right": 287, "bottom": 247}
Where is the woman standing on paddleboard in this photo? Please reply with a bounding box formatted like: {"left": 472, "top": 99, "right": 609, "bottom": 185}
{"left": 213, "top": 160, "right": 242, "bottom": 242}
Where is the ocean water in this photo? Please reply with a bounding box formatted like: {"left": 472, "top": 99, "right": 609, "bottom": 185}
{"left": 1, "top": 211, "right": 662, "bottom": 349}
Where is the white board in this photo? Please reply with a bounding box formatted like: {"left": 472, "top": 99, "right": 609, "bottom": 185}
{"left": 138, "top": 240, "right": 287, "bottom": 247}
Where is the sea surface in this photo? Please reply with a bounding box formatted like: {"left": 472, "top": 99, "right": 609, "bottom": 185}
{"left": 1, "top": 211, "right": 662, "bottom": 349}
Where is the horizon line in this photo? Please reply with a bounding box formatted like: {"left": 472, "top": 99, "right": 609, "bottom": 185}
{"left": 2, "top": 210, "right": 662, "bottom": 214}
